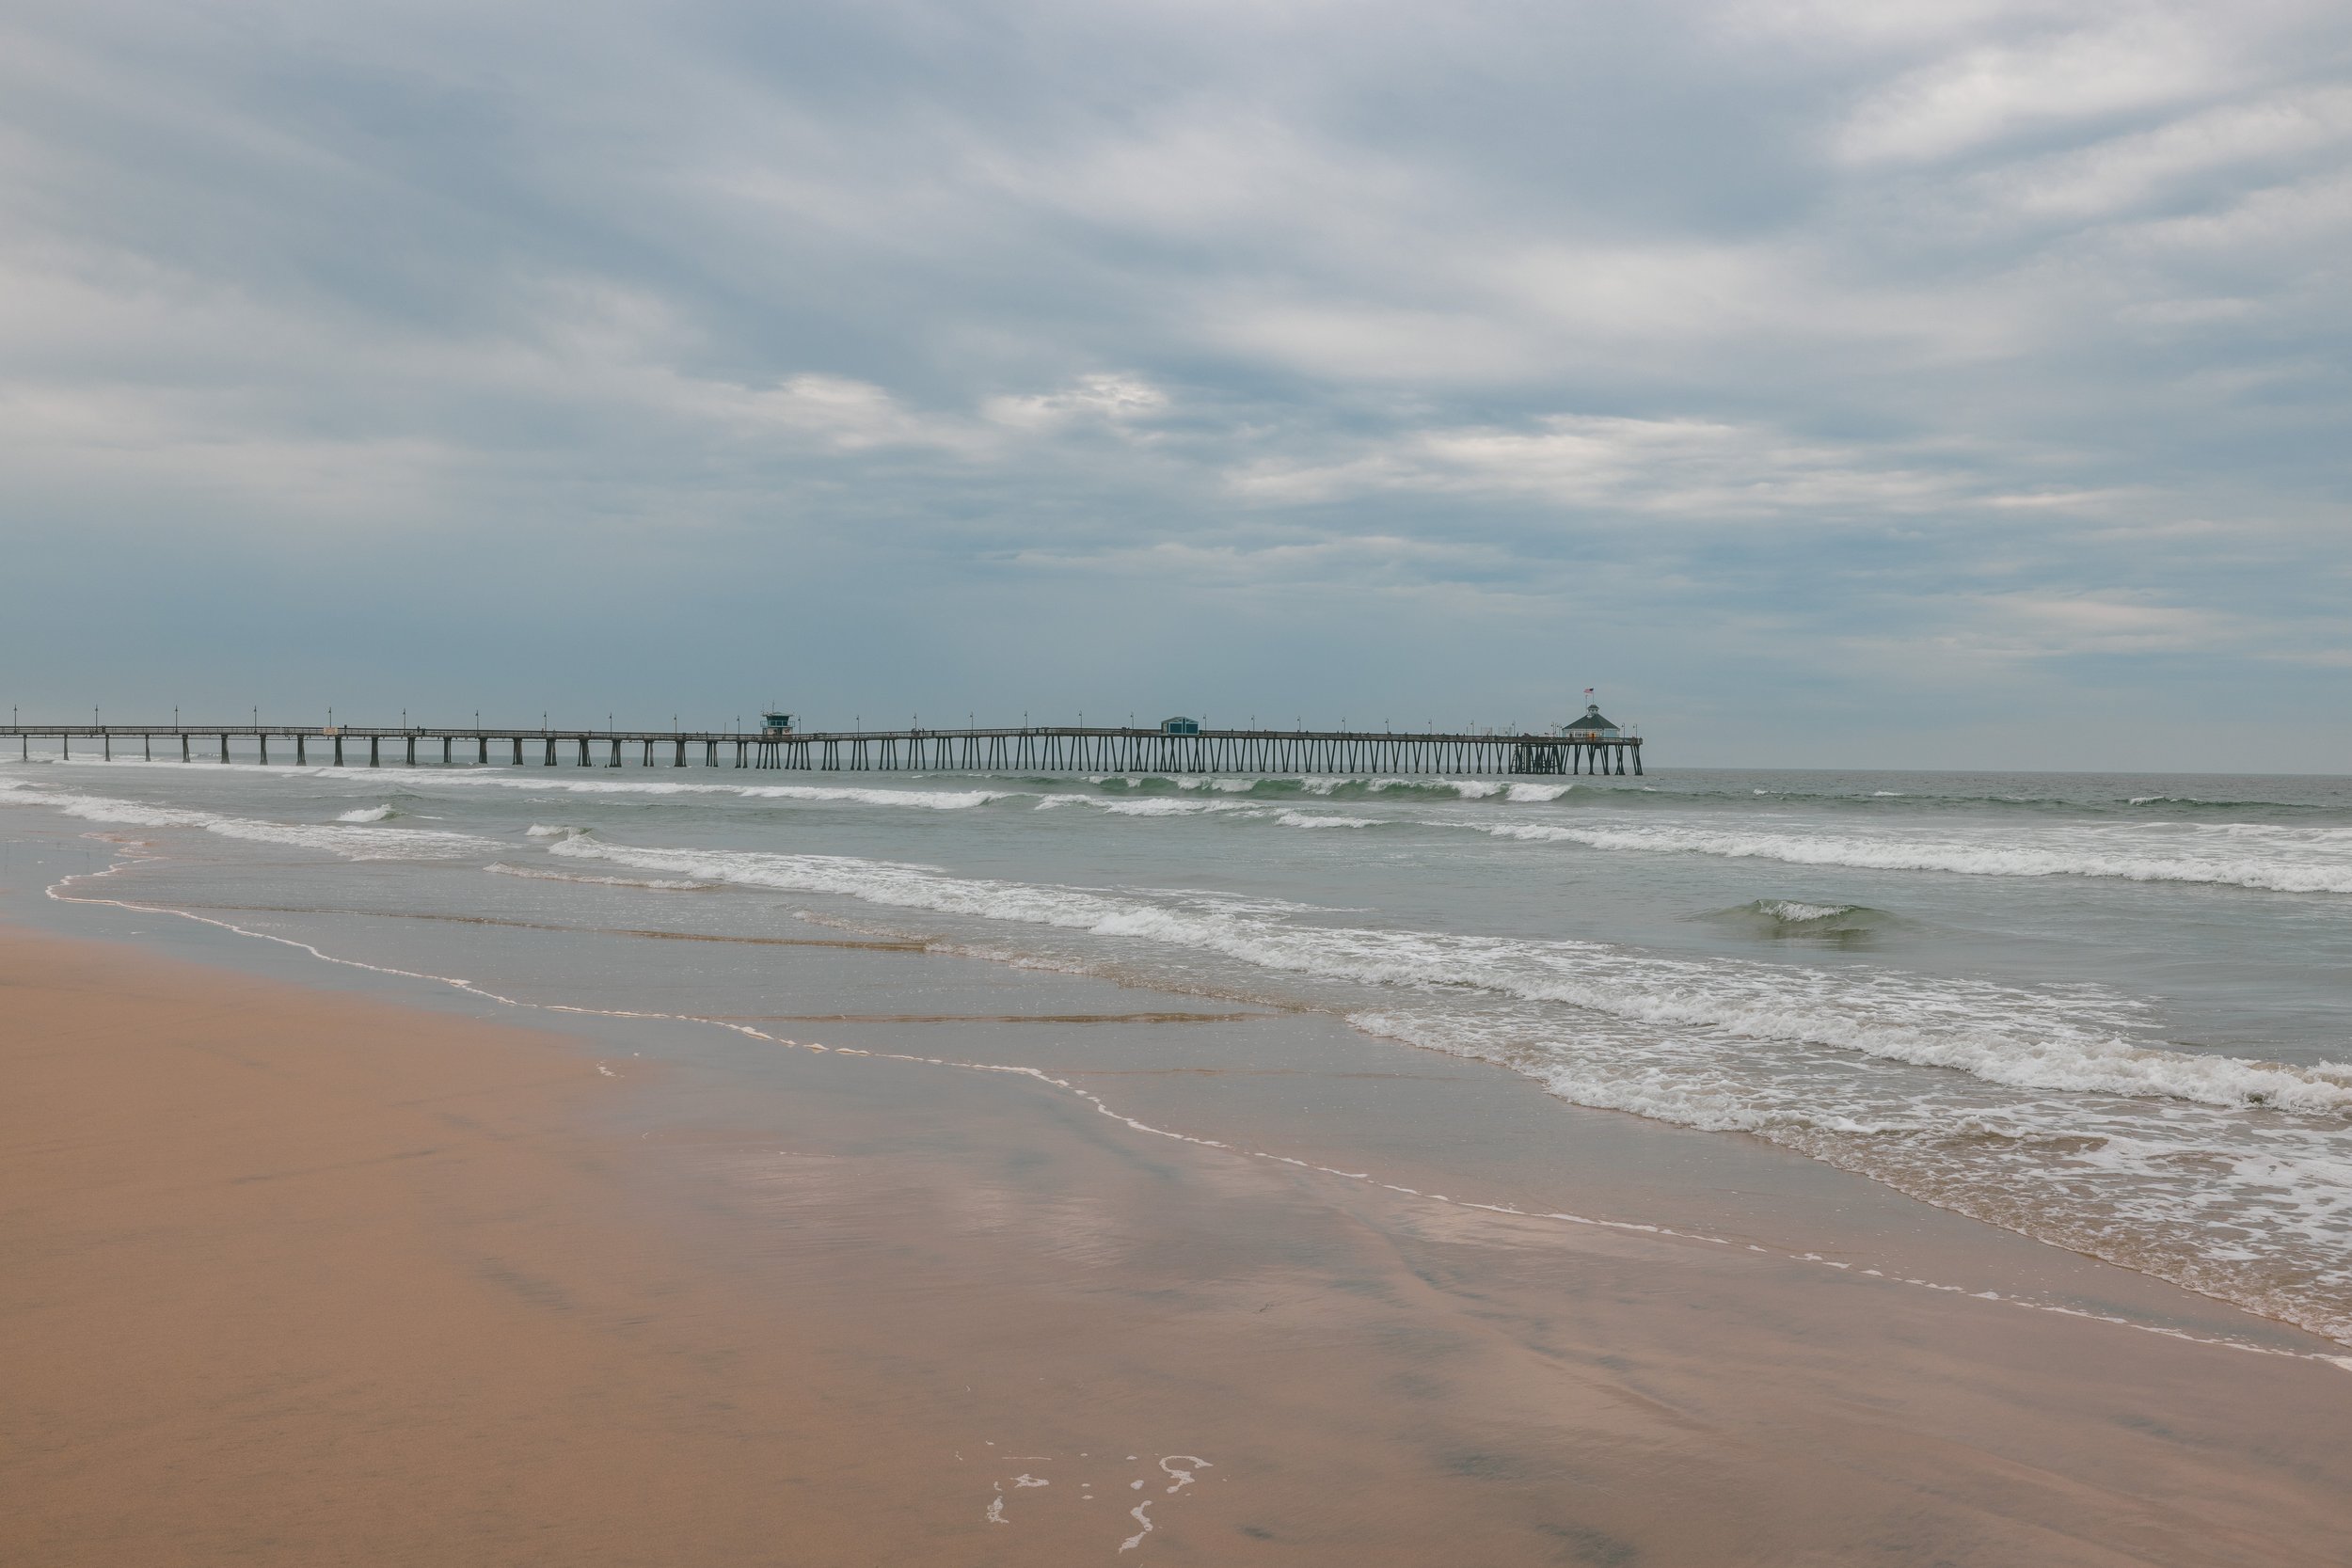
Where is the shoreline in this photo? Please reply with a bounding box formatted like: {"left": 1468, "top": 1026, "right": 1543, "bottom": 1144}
{"left": 23, "top": 830, "right": 2341, "bottom": 1360}
{"left": 6, "top": 918, "right": 2352, "bottom": 1563}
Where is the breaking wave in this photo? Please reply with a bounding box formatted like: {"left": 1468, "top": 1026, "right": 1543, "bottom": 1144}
{"left": 543, "top": 835, "right": 2352, "bottom": 1116}
{"left": 1074, "top": 774, "right": 1581, "bottom": 804}
{"left": 485, "top": 862, "right": 714, "bottom": 891}
{"left": 535, "top": 831, "right": 2352, "bottom": 1339}
{"left": 1455, "top": 819, "right": 2352, "bottom": 895}
{"left": 0, "top": 785, "right": 490, "bottom": 861}
{"left": 281, "top": 768, "right": 1022, "bottom": 811}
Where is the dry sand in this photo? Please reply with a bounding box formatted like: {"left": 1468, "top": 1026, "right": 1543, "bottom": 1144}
{"left": 4, "top": 921, "right": 2349, "bottom": 1565}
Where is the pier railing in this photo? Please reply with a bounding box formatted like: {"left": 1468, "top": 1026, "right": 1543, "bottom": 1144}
{"left": 5, "top": 723, "right": 1643, "bottom": 776}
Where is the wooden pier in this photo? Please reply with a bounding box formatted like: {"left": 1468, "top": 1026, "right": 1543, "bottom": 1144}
{"left": 5, "top": 722, "right": 1643, "bottom": 776}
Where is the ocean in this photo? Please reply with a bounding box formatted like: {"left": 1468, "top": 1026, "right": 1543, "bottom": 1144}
{"left": 5, "top": 752, "right": 2348, "bottom": 1346}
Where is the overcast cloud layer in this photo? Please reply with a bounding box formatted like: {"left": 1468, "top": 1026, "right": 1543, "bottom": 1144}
{"left": 3, "top": 0, "right": 2347, "bottom": 768}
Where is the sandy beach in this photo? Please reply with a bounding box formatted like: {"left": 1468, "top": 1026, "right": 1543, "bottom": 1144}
{"left": 3, "top": 916, "right": 2349, "bottom": 1565}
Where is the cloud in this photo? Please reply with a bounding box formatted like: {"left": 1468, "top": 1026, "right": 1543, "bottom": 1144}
{"left": 982, "top": 373, "right": 1168, "bottom": 431}
{"left": 1964, "top": 589, "right": 2232, "bottom": 655}
{"left": 1832, "top": 17, "right": 2223, "bottom": 165}
{"left": 0, "top": 0, "right": 2344, "bottom": 764}
{"left": 1227, "top": 413, "right": 2012, "bottom": 519}
{"left": 1978, "top": 85, "right": 2352, "bottom": 219}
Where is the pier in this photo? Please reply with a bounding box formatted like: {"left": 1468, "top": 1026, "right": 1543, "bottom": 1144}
{"left": 5, "top": 721, "right": 1643, "bottom": 776}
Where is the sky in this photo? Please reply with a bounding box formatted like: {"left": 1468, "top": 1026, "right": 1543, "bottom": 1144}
{"left": 3, "top": 0, "right": 2347, "bottom": 769}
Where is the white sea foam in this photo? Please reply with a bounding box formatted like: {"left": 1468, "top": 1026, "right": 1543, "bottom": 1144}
{"left": 1451, "top": 817, "right": 2352, "bottom": 895}
{"left": 736, "top": 783, "right": 1014, "bottom": 809}
{"left": 1350, "top": 1000, "right": 2352, "bottom": 1341}
{"left": 1754, "top": 899, "right": 1851, "bottom": 923}
{"left": 1274, "top": 811, "right": 1379, "bottom": 829}
{"left": 248, "top": 767, "right": 1019, "bottom": 812}
{"left": 336, "top": 804, "right": 397, "bottom": 822}
{"left": 0, "top": 785, "right": 490, "bottom": 860}
{"left": 543, "top": 836, "right": 2352, "bottom": 1115}
{"left": 485, "top": 863, "right": 711, "bottom": 891}
{"left": 1095, "top": 798, "right": 1257, "bottom": 818}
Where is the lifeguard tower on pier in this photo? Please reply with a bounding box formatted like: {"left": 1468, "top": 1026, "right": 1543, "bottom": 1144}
{"left": 1564, "top": 703, "right": 1619, "bottom": 737}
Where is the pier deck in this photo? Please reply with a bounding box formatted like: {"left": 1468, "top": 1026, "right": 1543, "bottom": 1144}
{"left": 6, "top": 723, "right": 1643, "bottom": 776}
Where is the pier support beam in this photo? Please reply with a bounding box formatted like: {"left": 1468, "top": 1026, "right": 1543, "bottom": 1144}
{"left": 257, "top": 734, "right": 267, "bottom": 765}
{"left": 221, "top": 734, "right": 230, "bottom": 764}
{"left": 368, "top": 736, "right": 379, "bottom": 767}
{"left": 333, "top": 736, "right": 343, "bottom": 766}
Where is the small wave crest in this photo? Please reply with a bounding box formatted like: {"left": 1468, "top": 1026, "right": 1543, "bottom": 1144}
{"left": 1704, "top": 898, "right": 1895, "bottom": 942}
{"left": 336, "top": 804, "right": 398, "bottom": 823}
{"left": 485, "top": 863, "right": 715, "bottom": 891}
{"left": 1078, "top": 773, "right": 1583, "bottom": 804}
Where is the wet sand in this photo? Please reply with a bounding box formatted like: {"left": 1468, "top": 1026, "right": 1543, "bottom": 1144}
{"left": 5, "top": 921, "right": 2350, "bottom": 1565}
